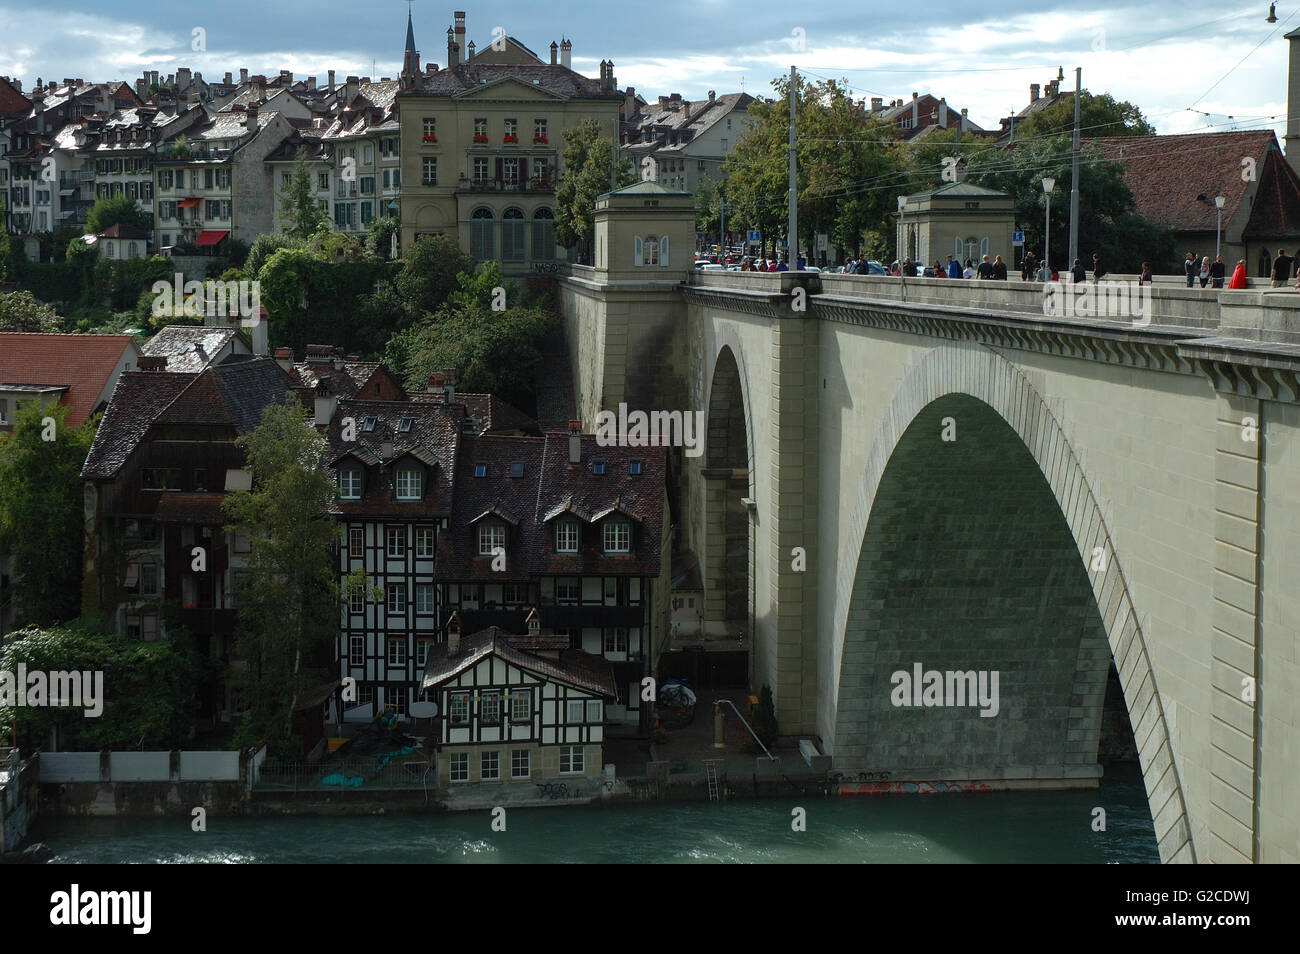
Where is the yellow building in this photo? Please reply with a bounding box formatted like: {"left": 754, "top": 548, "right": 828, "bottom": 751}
{"left": 395, "top": 11, "right": 623, "bottom": 274}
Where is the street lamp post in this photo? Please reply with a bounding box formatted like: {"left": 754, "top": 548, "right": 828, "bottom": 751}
{"left": 1042, "top": 177, "right": 1055, "bottom": 281}
{"left": 1214, "top": 195, "right": 1225, "bottom": 260}
{"left": 897, "top": 194, "right": 906, "bottom": 273}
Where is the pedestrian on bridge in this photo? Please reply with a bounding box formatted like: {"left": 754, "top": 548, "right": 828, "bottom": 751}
{"left": 1184, "top": 252, "right": 1197, "bottom": 288}
{"left": 963, "top": 258, "right": 975, "bottom": 279}
{"left": 977, "top": 254, "right": 994, "bottom": 279}
{"left": 1210, "top": 254, "right": 1226, "bottom": 289}
{"left": 1199, "top": 256, "right": 1211, "bottom": 288}
{"left": 1272, "top": 249, "right": 1294, "bottom": 287}
{"left": 947, "top": 255, "right": 962, "bottom": 279}
{"left": 1228, "top": 260, "right": 1247, "bottom": 289}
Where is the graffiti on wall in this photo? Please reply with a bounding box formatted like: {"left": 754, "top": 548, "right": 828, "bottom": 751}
{"left": 837, "top": 780, "right": 993, "bottom": 796}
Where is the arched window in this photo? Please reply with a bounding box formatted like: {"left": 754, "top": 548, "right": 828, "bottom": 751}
{"left": 105, "top": 241, "right": 115, "bottom": 257}
{"left": 470, "top": 207, "right": 494, "bottom": 261}
{"left": 532, "top": 207, "right": 555, "bottom": 261}
{"left": 980, "top": 236, "right": 990, "bottom": 259}
{"left": 501, "top": 207, "right": 525, "bottom": 262}
{"left": 964, "top": 237, "right": 978, "bottom": 265}
{"left": 659, "top": 234, "right": 670, "bottom": 267}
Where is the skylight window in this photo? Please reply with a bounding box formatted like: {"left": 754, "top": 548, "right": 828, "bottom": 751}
{"left": 591, "top": 461, "right": 606, "bottom": 475}
{"left": 509, "top": 462, "right": 524, "bottom": 478}
{"left": 399, "top": 417, "right": 414, "bottom": 433}
{"left": 362, "top": 417, "right": 377, "bottom": 432}
{"left": 473, "top": 462, "right": 487, "bottom": 478}
{"left": 629, "top": 460, "right": 642, "bottom": 475}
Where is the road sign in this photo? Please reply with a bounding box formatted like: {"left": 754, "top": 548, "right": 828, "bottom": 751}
{"left": 1012, "top": 230, "right": 1025, "bottom": 244}
{"left": 747, "top": 230, "right": 761, "bottom": 243}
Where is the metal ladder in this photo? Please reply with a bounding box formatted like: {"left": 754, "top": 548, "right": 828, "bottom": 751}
{"left": 704, "top": 760, "right": 722, "bottom": 801}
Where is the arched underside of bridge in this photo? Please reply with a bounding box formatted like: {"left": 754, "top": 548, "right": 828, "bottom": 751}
{"left": 702, "top": 343, "right": 754, "bottom": 628}
{"left": 827, "top": 341, "right": 1194, "bottom": 864}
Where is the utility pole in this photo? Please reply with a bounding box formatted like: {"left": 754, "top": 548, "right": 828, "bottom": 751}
{"left": 1068, "top": 67, "right": 1081, "bottom": 268}
{"left": 788, "top": 65, "right": 797, "bottom": 266}
{"left": 719, "top": 194, "right": 726, "bottom": 261}
{"left": 611, "top": 116, "right": 618, "bottom": 192}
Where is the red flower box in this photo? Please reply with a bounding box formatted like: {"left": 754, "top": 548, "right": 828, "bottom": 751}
{"left": 422, "top": 134, "right": 437, "bottom": 143}
{"left": 503, "top": 134, "right": 518, "bottom": 143}
{"left": 472, "top": 134, "right": 488, "bottom": 143}
{"left": 533, "top": 135, "right": 547, "bottom": 144}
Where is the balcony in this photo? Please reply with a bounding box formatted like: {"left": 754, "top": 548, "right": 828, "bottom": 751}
{"left": 462, "top": 176, "right": 555, "bottom": 194}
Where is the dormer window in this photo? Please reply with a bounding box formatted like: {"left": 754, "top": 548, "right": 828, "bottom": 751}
{"left": 399, "top": 417, "right": 414, "bottom": 433}
{"left": 362, "top": 416, "right": 377, "bottom": 432}
{"left": 339, "top": 468, "right": 363, "bottom": 500}
{"left": 591, "top": 461, "right": 606, "bottom": 476}
{"left": 555, "top": 520, "right": 579, "bottom": 554}
{"left": 509, "top": 461, "right": 524, "bottom": 478}
{"left": 603, "top": 520, "right": 631, "bottom": 554}
{"left": 473, "top": 462, "right": 487, "bottom": 477}
{"left": 479, "top": 523, "right": 506, "bottom": 555}
{"left": 629, "top": 460, "right": 642, "bottom": 475}
{"left": 394, "top": 467, "right": 422, "bottom": 500}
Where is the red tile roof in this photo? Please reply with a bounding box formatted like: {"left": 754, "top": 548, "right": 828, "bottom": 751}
{"left": 1087, "top": 131, "right": 1299, "bottom": 236}
{"left": 0, "top": 332, "right": 138, "bottom": 426}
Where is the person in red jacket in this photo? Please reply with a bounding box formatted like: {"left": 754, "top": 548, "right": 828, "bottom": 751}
{"left": 1228, "top": 260, "right": 1247, "bottom": 289}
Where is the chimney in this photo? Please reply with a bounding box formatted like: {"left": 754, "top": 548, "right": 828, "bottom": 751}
{"left": 467, "top": 40, "right": 475, "bottom": 64}
{"left": 526, "top": 607, "right": 540, "bottom": 636}
{"left": 550, "top": 41, "right": 558, "bottom": 66}
{"left": 247, "top": 306, "right": 268, "bottom": 355}
{"left": 607, "top": 59, "right": 615, "bottom": 91}
{"left": 313, "top": 384, "right": 337, "bottom": 427}
{"left": 246, "top": 102, "right": 259, "bottom": 125}
{"left": 426, "top": 371, "right": 445, "bottom": 394}
{"left": 447, "top": 26, "right": 459, "bottom": 69}
{"left": 280, "top": 69, "right": 292, "bottom": 86}
{"left": 224, "top": 71, "right": 232, "bottom": 86}
{"left": 624, "top": 86, "right": 636, "bottom": 115}
{"left": 345, "top": 76, "right": 359, "bottom": 103}
{"left": 307, "top": 76, "right": 316, "bottom": 90}
{"left": 938, "top": 97, "right": 947, "bottom": 128}
{"left": 960, "top": 107, "right": 968, "bottom": 133}
{"left": 1030, "top": 83, "right": 1040, "bottom": 103}
{"left": 240, "top": 68, "right": 249, "bottom": 84}
{"left": 708, "top": 89, "right": 715, "bottom": 103}
{"left": 328, "top": 69, "right": 335, "bottom": 89}
{"left": 442, "top": 368, "right": 456, "bottom": 405}
{"left": 567, "top": 420, "right": 582, "bottom": 464}
{"left": 870, "top": 96, "right": 883, "bottom": 112}
{"left": 911, "top": 91, "right": 918, "bottom": 128}
{"left": 137, "top": 355, "right": 168, "bottom": 371}
{"left": 177, "top": 67, "right": 191, "bottom": 89}
{"left": 136, "top": 78, "right": 147, "bottom": 99}
{"left": 273, "top": 346, "right": 293, "bottom": 372}
{"left": 560, "top": 38, "right": 571, "bottom": 70}
{"left": 447, "top": 613, "right": 462, "bottom": 656}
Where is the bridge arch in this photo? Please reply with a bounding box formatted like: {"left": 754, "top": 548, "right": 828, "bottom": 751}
{"left": 826, "top": 340, "right": 1192, "bottom": 863}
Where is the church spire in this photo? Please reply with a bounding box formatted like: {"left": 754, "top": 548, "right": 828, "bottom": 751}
{"left": 402, "top": 10, "right": 420, "bottom": 77}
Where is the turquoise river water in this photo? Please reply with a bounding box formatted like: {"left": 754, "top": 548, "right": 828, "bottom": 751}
{"left": 32, "top": 768, "right": 1158, "bottom": 863}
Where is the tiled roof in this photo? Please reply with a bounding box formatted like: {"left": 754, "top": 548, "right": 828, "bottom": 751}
{"left": 0, "top": 332, "right": 137, "bottom": 426}
{"left": 402, "top": 63, "right": 616, "bottom": 100}
{"left": 140, "top": 326, "right": 243, "bottom": 373}
{"left": 81, "top": 370, "right": 197, "bottom": 479}
{"left": 155, "top": 357, "right": 296, "bottom": 431}
{"left": 153, "top": 492, "right": 227, "bottom": 524}
{"left": 421, "top": 626, "right": 616, "bottom": 697}
{"left": 1087, "top": 131, "right": 1298, "bottom": 235}
{"left": 293, "top": 359, "right": 384, "bottom": 397}
{"left": 0, "top": 77, "right": 31, "bottom": 117}
{"left": 458, "top": 392, "right": 538, "bottom": 434}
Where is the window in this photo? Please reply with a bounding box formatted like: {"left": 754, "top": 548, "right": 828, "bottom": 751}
{"left": 348, "top": 635, "right": 364, "bottom": 665}
{"left": 504, "top": 118, "right": 518, "bottom": 138}
{"left": 422, "top": 157, "right": 437, "bottom": 186}
{"left": 126, "top": 613, "right": 159, "bottom": 641}
{"left": 387, "top": 638, "right": 407, "bottom": 666}
{"left": 450, "top": 752, "right": 469, "bottom": 782}
{"left": 382, "top": 170, "right": 390, "bottom": 188}
{"left": 555, "top": 521, "right": 578, "bottom": 553}
{"left": 532, "top": 207, "right": 555, "bottom": 260}
{"left": 591, "top": 461, "right": 606, "bottom": 475}
{"left": 415, "top": 583, "right": 435, "bottom": 614}
{"left": 450, "top": 692, "right": 470, "bottom": 725}
{"left": 416, "top": 639, "right": 433, "bottom": 666}
{"left": 481, "top": 750, "right": 500, "bottom": 780}
{"left": 423, "top": 117, "right": 437, "bottom": 140}
{"left": 141, "top": 467, "right": 181, "bottom": 491}
{"left": 349, "top": 526, "right": 365, "bottom": 555}
{"left": 473, "top": 462, "right": 487, "bottom": 478}
{"left": 470, "top": 208, "right": 493, "bottom": 261}
{"left": 318, "top": 172, "right": 329, "bottom": 191}
{"left": 473, "top": 117, "right": 487, "bottom": 137}
{"left": 502, "top": 582, "right": 527, "bottom": 605}
{"left": 386, "top": 527, "right": 406, "bottom": 557}
{"left": 398, "top": 417, "right": 413, "bottom": 433}
{"left": 534, "top": 157, "right": 549, "bottom": 184}
{"left": 629, "top": 460, "right": 642, "bottom": 475}
{"left": 395, "top": 467, "right": 422, "bottom": 500}
{"left": 642, "top": 236, "right": 659, "bottom": 266}
{"left": 503, "top": 157, "right": 519, "bottom": 184}
{"left": 567, "top": 699, "right": 585, "bottom": 723}
{"left": 480, "top": 691, "right": 502, "bottom": 724}
{"left": 559, "top": 745, "right": 584, "bottom": 774}
{"left": 478, "top": 524, "right": 506, "bottom": 555}
{"left": 358, "top": 685, "right": 375, "bottom": 708}
{"left": 556, "top": 577, "right": 579, "bottom": 604}
{"left": 349, "top": 587, "right": 364, "bottom": 614}
{"left": 126, "top": 562, "right": 159, "bottom": 596}
{"left": 510, "top": 689, "right": 530, "bottom": 721}
{"left": 586, "top": 700, "right": 602, "bottom": 723}
{"left": 511, "top": 749, "right": 530, "bottom": 778}
{"left": 360, "top": 201, "right": 373, "bottom": 225}
{"left": 509, "top": 461, "right": 524, "bottom": 478}
{"left": 281, "top": 172, "right": 291, "bottom": 187}
{"left": 603, "top": 520, "right": 631, "bottom": 553}
{"left": 415, "top": 527, "right": 436, "bottom": 557}
{"left": 362, "top": 417, "right": 377, "bottom": 432}
{"left": 534, "top": 119, "right": 547, "bottom": 140}
{"left": 472, "top": 157, "right": 488, "bottom": 182}
{"left": 360, "top": 176, "right": 374, "bottom": 195}
{"left": 387, "top": 583, "right": 406, "bottom": 613}
{"left": 603, "top": 628, "right": 628, "bottom": 654}
{"left": 501, "top": 207, "right": 524, "bottom": 262}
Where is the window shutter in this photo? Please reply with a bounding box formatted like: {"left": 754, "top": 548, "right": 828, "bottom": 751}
{"left": 633, "top": 235, "right": 643, "bottom": 266}
{"left": 660, "top": 235, "right": 670, "bottom": 266}
{"left": 954, "top": 237, "right": 963, "bottom": 260}
{"left": 495, "top": 157, "right": 503, "bottom": 181}
{"left": 519, "top": 158, "right": 528, "bottom": 181}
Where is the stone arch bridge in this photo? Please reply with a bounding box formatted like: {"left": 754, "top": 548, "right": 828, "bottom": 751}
{"left": 559, "top": 266, "right": 1300, "bottom": 864}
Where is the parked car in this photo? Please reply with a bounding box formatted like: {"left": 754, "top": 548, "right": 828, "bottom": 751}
{"left": 862, "top": 260, "right": 887, "bottom": 275}
{"left": 701, "top": 263, "right": 725, "bottom": 271}
{"left": 694, "top": 259, "right": 711, "bottom": 269}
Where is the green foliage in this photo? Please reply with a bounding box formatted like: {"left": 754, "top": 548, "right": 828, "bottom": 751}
{"left": 555, "top": 117, "right": 636, "bottom": 257}
{"left": 0, "top": 228, "right": 11, "bottom": 284}
{"left": 395, "top": 233, "right": 474, "bottom": 316}
{"left": 224, "top": 398, "right": 340, "bottom": 744}
{"left": 752, "top": 683, "right": 779, "bottom": 747}
{"left": 85, "top": 194, "right": 153, "bottom": 235}
{"left": 0, "top": 400, "right": 97, "bottom": 627}
{"left": 0, "top": 622, "right": 204, "bottom": 751}
{"left": 364, "top": 215, "right": 400, "bottom": 261}
{"left": 246, "top": 232, "right": 306, "bottom": 277}
{"left": 0, "top": 289, "right": 63, "bottom": 331}
{"left": 278, "top": 149, "right": 328, "bottom": 239}
{"left": 393, "top": 265, "right": 558, "bottom": 414}
{"left": 166, "top": 135, "right": 190, "bottom": 159}
{"left": 1014, "top": 91, "right": 1155, "bottom": 142}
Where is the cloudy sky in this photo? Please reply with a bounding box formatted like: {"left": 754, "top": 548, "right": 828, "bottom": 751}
{"left": 0, "top": 0, "right": 1292, "bottom": 139}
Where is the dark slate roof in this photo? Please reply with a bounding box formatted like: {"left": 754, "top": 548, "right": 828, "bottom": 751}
{"left": 400, "top": 63, "right": 617, "bottom": 100}
{"left": 141, "top": 326, "right": 243, "bottom": 373}
{"left": 532, "top": 327, "right": 576, "bottom": 432}
{"left": 413, "top": 392, "right": 538, "bottom": 435}
{"left": 81, "top": 370, "right": 198, "bottom": 479}
{"left": 421, "top": 626, "right": 616, "bottom": 697}
{"left": 324, "top": 399, "right": 464, "bottom": 519}
{"left": 154, "top": 357, "right": 296, "bottom": 431}
{"left": 436, "top": 432, "right": 666, "bottom": 581}
{"left": 293, "top": 358, "right": 383, "bottom": 396}
{"left": 1087, "top": 131, "right": 1299, "bottom": 236}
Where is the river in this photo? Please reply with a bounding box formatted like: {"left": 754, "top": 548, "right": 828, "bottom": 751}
{"left": 32, "top": 767, "right": 1157, "bottom": 863}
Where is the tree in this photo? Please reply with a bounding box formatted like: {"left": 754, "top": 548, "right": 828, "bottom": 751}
{"left": 1013, "top": 91, "right": 1155, "bottom": 142}
{"left": 0, "top": 228, "right": 11, "bottom": 284}
{"left": 0, "top": 290, "right": 62, "bottom": 331}
{"left": 365, "top": 215, "right": 400, "bottom": 261}
{"left": 85, "top": 194, "right": 152, "bottom": 235}
{"left": 555, "top": 117, "right": 636, "bottom": 259}
{"left": 278, "top": 149, "right": 328, "bottom": 239}
{"left": 245, "top": 232, "right": 306, "bottom": 278}
{"left": 0, "top": 400, "right": 96, "bottom": 627}
{"left": 224, "top": 397, "right": 340, "bottom": 745}
{"left": 394, "top": 233, "right": 474, "bottom": 316}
